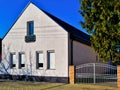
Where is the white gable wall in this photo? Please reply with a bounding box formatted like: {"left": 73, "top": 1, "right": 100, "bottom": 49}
{"left": 2, "top": 3, "right": 68, "bottom": 78}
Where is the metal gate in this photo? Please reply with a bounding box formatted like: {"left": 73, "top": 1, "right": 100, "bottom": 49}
{"left": 76, "top": 63, "right": 117, "bottom": 86}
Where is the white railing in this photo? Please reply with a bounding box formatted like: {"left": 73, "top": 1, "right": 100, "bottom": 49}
{"left": 76, "top": 63, "right": 117, "bottom": 85}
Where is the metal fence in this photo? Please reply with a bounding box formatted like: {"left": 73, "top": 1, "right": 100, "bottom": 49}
{"left": 76, "top": 63, "right": 117, "bottom": 86}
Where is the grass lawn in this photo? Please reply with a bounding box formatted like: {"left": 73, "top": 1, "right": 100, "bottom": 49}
{"left": 0, "top": 81, "right": 119, "bottom": 90}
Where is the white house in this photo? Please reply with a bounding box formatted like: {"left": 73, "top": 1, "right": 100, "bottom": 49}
{"left": 1, "top": 3, "right": 98, "bottom": 83}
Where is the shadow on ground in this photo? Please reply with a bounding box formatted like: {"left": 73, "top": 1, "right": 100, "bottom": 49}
{"left": 40, "top": 83, "right": 67, "bottom": 90}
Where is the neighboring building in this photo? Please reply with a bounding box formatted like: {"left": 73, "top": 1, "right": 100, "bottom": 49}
{"left": 1, "top": 3, "right": 98, "bottom": 83}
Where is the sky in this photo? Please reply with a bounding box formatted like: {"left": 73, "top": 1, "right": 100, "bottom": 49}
{"left": 0, "top": 0, "right": 85, "bottom": 39}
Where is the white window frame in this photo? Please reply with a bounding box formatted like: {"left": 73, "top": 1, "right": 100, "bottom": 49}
{"left": 47, "top": 50, "right": 55, "bottom": 69}
{"left": 36, "top": 51, "right": 44, "bottom": 69}
{"left": 10, "top": 52, "right": 16, "bottom": 69}
{"left": 19, "top": 52, "right": 25, "bottom": 69}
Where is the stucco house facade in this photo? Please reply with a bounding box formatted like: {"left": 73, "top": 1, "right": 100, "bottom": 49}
{"left": 1, "top": 3, "right": 98, "bottom": 83}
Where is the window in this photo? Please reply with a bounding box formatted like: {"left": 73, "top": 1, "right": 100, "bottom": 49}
{"left": 47, "top": 50, "right": 55, "bottom": 69}
{"left": 10, "top": 53, "right": 16, "bottom": 69}
{"left": 19, "top": 52, "right": 25, "bottom": 69}
{"left": 36, "top": 51, "right": 43, "bottom": 69}
{"left": 25, "top": 21, "right": 36, "bottom": 42}
{"left": 27, "top": 21, "right": 34, "bottom": 36}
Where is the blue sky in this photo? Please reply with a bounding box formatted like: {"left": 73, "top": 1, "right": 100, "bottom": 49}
{"left": 0, "top": 0, "right": 85, "bottom": 39}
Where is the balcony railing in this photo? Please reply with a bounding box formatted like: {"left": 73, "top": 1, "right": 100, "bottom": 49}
{"left": 25, "top": 35, "right": 36, "bottom": 42}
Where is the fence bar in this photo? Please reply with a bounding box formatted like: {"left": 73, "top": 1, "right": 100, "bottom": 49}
{"left": 93, "top": 63, "right": 96, "bottom": 84}
{"left": 76, "top": 63, "right": 117, "bottom": 86}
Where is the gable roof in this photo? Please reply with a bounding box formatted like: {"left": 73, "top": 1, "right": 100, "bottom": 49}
{"left": 43, "top": 11, "right": 90, "bottom": 45}
{"left": 3, "top": 2, "right": 90, "bottom": 45}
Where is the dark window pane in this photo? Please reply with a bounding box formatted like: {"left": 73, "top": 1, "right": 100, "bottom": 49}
{"left": 25, "top": 21, "right": 36, "bottom": 42}
{"left": 38, "top": 63, "right": 43, "bottom": 67}
{"left": 21, "top": 64, "right": 25, "bottom": 67}
{"left": 13, "top": 64, "right": 16, "bottom": 67}
{"left": 27, "top": 21, "right": 34, "bottom": 35}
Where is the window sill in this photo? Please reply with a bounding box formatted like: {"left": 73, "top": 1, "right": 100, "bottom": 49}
{"left": 36, "top": 68, "right": 44, "bottom": 70}
{"left": 47, "top": 69, "right": 56, "bottom": 70}
{"left": 19, "top": 67, "right": 25, "bottom": 69}
{"left": 10, "top": 67, "right": 17, "bottom": 69}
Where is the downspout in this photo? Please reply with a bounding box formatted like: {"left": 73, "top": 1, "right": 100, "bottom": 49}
{"left": 71, "top": 39, "right": 73, "bottom": 65}
{"left": 68, "top": 33, "right": 74, "bottom": 83}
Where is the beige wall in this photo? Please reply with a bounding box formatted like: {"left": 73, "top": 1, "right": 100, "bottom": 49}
{"left": 2, "top": 3, "right": 69, "bottom": 77}
{"left": 73, "top": 40, "right": 98, "bottom": 66}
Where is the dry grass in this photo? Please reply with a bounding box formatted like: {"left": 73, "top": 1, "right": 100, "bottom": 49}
{"left": 0, "top": 81, "right": 119, "bottom": 90}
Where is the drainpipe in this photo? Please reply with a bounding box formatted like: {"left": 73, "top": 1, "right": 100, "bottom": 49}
{"left": 71, "top": 39, "right": 73, "bottom": 65}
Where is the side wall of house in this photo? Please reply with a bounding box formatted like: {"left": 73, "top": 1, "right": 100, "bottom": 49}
{"left": 73, "top": 40, "right": 98, "bottom": 66}
{"left": 2, "top": 3, "right": 69, "bottom": 83}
